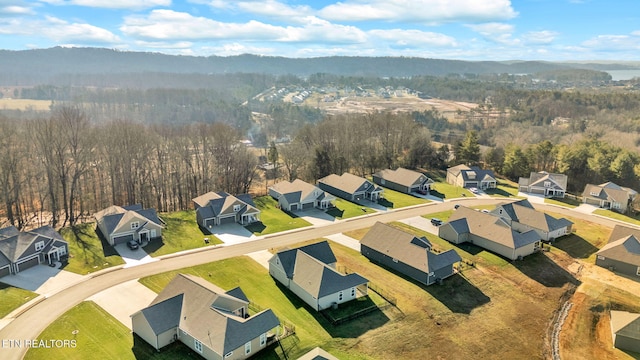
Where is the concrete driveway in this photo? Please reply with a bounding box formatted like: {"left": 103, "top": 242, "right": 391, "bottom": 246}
{"left": 298, "top": 208, "right": 337, "bottom": 226}
{"left": 114, "top": 243, "right": 158, "bottom": 268}
{"left": 0, "top": 264, "right": 84, "bottom": 295}
{"left": 574, "top": 204, "right": 597, "bottom": 214}
{"left": 87, "top": 279, "right": 157, "bottom": 330}
{"left": 397, "top": 216, "right": 440, "bottom": 235}
{"left": 246, "top": 250, "right": 273, "bottom": 270}
{"left": 210, "top": 224, "right": 257, "bottom": 245}
{"left": 325, "top": 233, "right": 361, "bottom": 251}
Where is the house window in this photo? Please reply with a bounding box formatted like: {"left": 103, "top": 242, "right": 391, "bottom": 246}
{"left": 499, "top": 209, "right": 503, "bottom": 215}
{"left": 233, "top": 204, "right": 241, "bottom": 212}
{"left": 34, "top": 241, "right": 45, "bottom": 251}
{"left": 338, "top": 291, "right": 343, "bottom": 301}
{"left": 351, "top": 287, "right": 356, "bottom": 297}
{"left": 392, "top": 258, "right": 398, "bottom": 263}
{"left": 597, "top": 255, "right": 605, "bottom": 261}
{"left": 613, "top": 202, "right": 621, "bottom": 209}
{"left": 245, "top": 341, "right": 251, "bottom": 355}
{"left": 544, "top": 181, "right": 551, "bottom": 187}
{"left": 58, "top": 246, "right": 67, "bottom": 256}
{"left": 225, "top": 352, "right": 233, "bottom": 358}
{"left": 260, "top": 333, "right": 267, "bottom": 347}
{"left": 131, "top": 221, "right": 139, "bottom": 229}
{"left": 380, "top": 179, "right": 385, "bottom": 185}
{"left": 194, "top": 339, "right": 203, "bottom": 353}
{"left": 637, "top": 267, "right": 640, "bottom": 276}
{"left": 590, "top": 191, "right": 599, "bottom": 196}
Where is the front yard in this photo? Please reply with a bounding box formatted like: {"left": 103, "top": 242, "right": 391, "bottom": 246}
{"left": 59, "top": 223, "right": 125, "bottom": 275}
{"left": 377, "top": 188, "right": 429, "bottom": 208}
{"left": 245, "top": 196, "right": 313, "bottom": 235}
{"left": 326, "top": 198, "right": 376, "bottom": 219}
{"left": 0, "top": 284, "right": 37, "bottom": 318}
{"left": 593, "top": 209, "right": 640, "bottom": 226}
{"left": 148, "top": 210, "right": 223, "bottom": 257}
{"left": 429, "top": 182, "right": 473, "bottom": 199}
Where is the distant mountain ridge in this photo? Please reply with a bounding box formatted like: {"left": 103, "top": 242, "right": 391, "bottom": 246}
{"left": 0, "top": 47, "right": 637, "bottom": 85}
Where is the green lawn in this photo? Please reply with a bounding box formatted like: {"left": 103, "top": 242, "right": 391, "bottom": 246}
{"left": 485, "top": 180, "right": 522, "bottom": 198}
{"left": 0, "top": 284, "right": 38, "bottom": 318}
{"left": 378, "top": 188, "right": 429, "bottom": 208}
{"left": 593, "top": 209, "right": 640, "bottom": 226}
{"left": 421, "top": 209, "right": 455, "bottom": 222}
{"left": 245, "top": 196, "right": 312, "bottom": 235}
{"left": 544, "top": 197, "right": 580, "bottom": 208}
{"left": 60, "top": 223, "right": 125, "bottom": 275}
{"left": 24, "top": 301, "right": 193, "bottom": 360}
{"left": 429, "top": 182, "right": 473, "bottom": 199}
{"left": 148, "top": 210, "right": 222, "bottom": 257}
{"left": 326, "top": 198, "right": 376, "bottom": 219}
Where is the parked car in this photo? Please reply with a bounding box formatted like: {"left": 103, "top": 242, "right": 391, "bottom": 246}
{"left": 454, "top": 204, "right": 460, "bottom": 210}
{"left": 469, "top": 187, "right": 479, "bottom": 194}
{"left": 431, "top": 218, "right": 443, "bottom": 226}
{"left": 127, "top": 240, "right": 139, "bottom": 250}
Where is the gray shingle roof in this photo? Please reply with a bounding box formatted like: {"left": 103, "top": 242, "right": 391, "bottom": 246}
{"left": 361, "top": 222, "right": 461, "bottom": 273}
{"left": 94, "top": 204, "right": 162, "bottom": 236}
{"left": 582, "top": 182, "right": 635, "bottom": 205}
{"left": 193, "top": 192, "right": 259, "bottom": 220}
{"left": 270, "top": 179, "right": 332, "bottom": 204}
{"left": 273, "top": 241, "right": 338, "bottom": 279}
{"left": 292, "top": 251, "right": 368, "bottom": 298}
{"left": 373, "top": 168, "right": 433, "bottom": 188}
{"left": 495, "top": 201, "right": 573, "bottom": 232}
{"left": 597, "top": 234, "right": 640, "bottom": 267}
{"left": 610, "top": 311, "right": 640, "bottom": 341}
{"left": 138, "top": 294, "right": 184, "bottom": 335}
{"left": 523, "top": 171, "right": 568, "bottom": 190}
{"left": 318, "top": 173, "right": 380, "bottom": 195}
{"left": 0, "top": 225, "right": 66, "bottom": 263}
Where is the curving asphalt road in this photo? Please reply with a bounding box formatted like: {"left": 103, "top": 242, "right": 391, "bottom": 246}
{"left": 0, "top": 198, "right": 625, "bottom": 360}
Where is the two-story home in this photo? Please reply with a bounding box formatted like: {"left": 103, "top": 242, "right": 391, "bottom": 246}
{"left": 582, "top": 182, "right": 637, "bottom": 213}
{"left": 439, "top": 206, "right": 542, "bottom": 261}
{"left": 94, "top": 204, "right": 163, "bottom": 246}
{"left": 268, "top": 241, "right": 369, "bottom": 311}
{"left": 192, "top": 192, "right": 260, "bottom": 229}
{"left": 518, "top": 171, "right": 567, "bottom": 198}
{"left": 361, "top": 222, "right": 461, "bottom": 286}
{"left": 0, "top": 225, "right": 69, "bottom": 278}
{"left": 372, "top": 168, "right": 434, "bottom": 194}
{"left": 491, "top": 199, "right": 573, "bottom": 241}
{"left": 132, "top": 274, "right": 280, "bottom": 360}
{"left": 318, "top": 173, "right": 383, "bottom": 202}
{"left": 446, "top": 164, "right": 497, "bottom": 190}
{"left": 268, "top": 179, "right": 336, "bottom": 212}
{"left": 595, "top": 224, "right": 640, "bottom": 278}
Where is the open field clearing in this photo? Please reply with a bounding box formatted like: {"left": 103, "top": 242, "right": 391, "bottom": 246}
{"left": 0, "top": 98, "right": 51, "bottom": 111}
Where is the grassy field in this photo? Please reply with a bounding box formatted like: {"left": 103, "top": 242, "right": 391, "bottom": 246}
{"left": 148, "top": 210, "right": 222, "bottom": 257}
{"left": 485, "top": 179, "right": 522, "bottom": 198}
{"left": 245, "top": 196, "right": 312, "bottom": 235}
{"left": 377, "top": 188, "right": 429, "bottom": 208}
{"left": 0, "top": 284, "right": 38, "bottom": 318}
{"left": 24, "top": 301, "right": 193, "bottom": 360}
{"left": 59, "top": 223, "right": 125, "bottom": 274}
{"left": 0, "top": 98, "right": 51, "bottom": 111}
{"left": 545, "top": 197, "right": 581, "bottom": 208}
{"left": 593, "top": 209, "right": 640, "bottom": 226}
{"left": 429, "top": 182, "right": 473, "bottom": 199}
{"left": 326, "top": 198, "right": 376, "bottom": 219}
{"left": 548, "top": 212, "right": 612, "bottom": 262}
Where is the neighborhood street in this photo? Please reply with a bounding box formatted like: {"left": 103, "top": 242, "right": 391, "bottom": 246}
{"left": 0, "top": 197, "right": 632, "bottom": 360}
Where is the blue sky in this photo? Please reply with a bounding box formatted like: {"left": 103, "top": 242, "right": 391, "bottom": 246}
{"left": 0, "top": 0, "right": 639, "bottom": 60}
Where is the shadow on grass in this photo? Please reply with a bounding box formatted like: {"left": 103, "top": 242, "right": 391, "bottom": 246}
{"left": 512, "top": 252, "right": 581, "bottom": 288}
{"left": 425, "top": 273, "right": 491, "bottom": 314}
{"left": 484, "top": 188, "right": 514, "bottom": 197}
{"left": 429, "top": 189, "right": 445, "bottom": 199}
{"left": 245, "top": 221, "right": 267, "bottom": 234}
{"left": 452, "top": 242, "right": 485, "bottom": 256}
{"left": 89, "top": 226, "right": 120, "bottom": 258}
{"left": 377, "top": 198, "right": 394, "bottom": 208}
{"left": 132, "top": 332, "right": 201, "bottom": 360}
{"left": 552, "top": 234, "right": 600, "bottom": 259}
{"left": 282, "top": 209, "right": 300, "bottom": 218}
{"left": 272, "top": 278, "right": 389, "bottom": 338}
{"left": 325, "top": 207, "right": 345, "bottom": 219}
{"left": 142, "top": 237, "right": 165, "bottom": 255}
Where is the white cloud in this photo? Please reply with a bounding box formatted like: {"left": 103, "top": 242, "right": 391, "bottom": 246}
{"left": 318, "top": 0, "right": 517, "bottom": 24}
{"left": 369, "top": 29, "right": 457, "bottom": 48}
{"left": 0, "top": 16, "right": 120, "bottom": 43}
{"left": 582, "top": 34, "right": 640, "bottom": 51}
{"left": 523, "top": 30, "right": 557, "bottom": 44}
{"left": 235, "top": 0, "right": 313, "bottom": 20}
{"left": 39, "top": 0, "right": 170, "bottom": 9}
{"left": 466, "top": 22, "right": 518, "bottom": 45}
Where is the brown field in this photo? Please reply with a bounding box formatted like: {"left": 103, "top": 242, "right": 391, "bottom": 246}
{"left": 0, "top": 98, "right": 52, "bottom": 111}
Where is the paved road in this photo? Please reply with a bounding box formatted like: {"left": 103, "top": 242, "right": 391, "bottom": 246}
{"left": 0, "top": 198, "right": 627, "bottom": 360}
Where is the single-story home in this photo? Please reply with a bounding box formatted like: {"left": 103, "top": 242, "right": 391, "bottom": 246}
{"left": 317, "top": 173, "right": 383, "bottom": 202}
{"left": 192, "top": 191, "right": 260, "bottom": 229}
{"left": 439, "top": 206, "right": 542, "bottom": 261}
{"left": 95, "top": 204, "right": 163, "bottom": 246}
{"left": 582, "top": 182, "right": 637, "bottom": 213}
{"left": 491, "top": 199, "right": 573, "bottom": 241}
{"left": 132, "top": 273, "right": 280, "bottom": 360}
{"left": 268, "top": 241, "right": 369, "bottom": 311}
{"left": 0, "top": 225, "right": 69, "bottom": 278}
{"left": 268, "top": 179, "right": 336, "bottom": 212}
{"left": 372, "top": 168, "right": 434, "bottom": 194}
{"left": 610, "top": 310, "right": 640, "bottom": 354}
{"left": 361, "top": 222, "right": 462, "bottom": 286}
{"left": 446, "top": 164, "right": 497, "bottom": 190}
{"left": 595, "top": 224, "right": 640, "bottom": 278}
{"left": 518, "top": 171, "right": 567, "bottom": 198}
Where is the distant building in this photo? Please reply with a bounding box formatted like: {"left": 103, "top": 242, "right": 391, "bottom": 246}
{"left": 582, "top": 182, "right": 637, "bottom": 213}
{"left": 595, "top": 224, "right": 640, "bottom": 278}
{"left": 372, "top": 168, "right": 434, "bottom": 194}
{"left": 94, "top": 204, "right": 163, "bottom": 246}
{"left": 0, "top": 225, "right": 68, "bottom": 278}
{"left": 269, "top": 179, "right": 336, "bottom": 212}
{"left": 518, "top": 171, "right": 567, "bottom": 198}
{"left": 192, "top": 192, "right": 260, "bottom": 229}
{"left": 446, "top": 164, "right": 496, "bottom": 190}
{"left": 491, "top": 199, "right": 573, "bottom": 241}
{"left": 318, "top": 173, "right": 383, "bottom": 202}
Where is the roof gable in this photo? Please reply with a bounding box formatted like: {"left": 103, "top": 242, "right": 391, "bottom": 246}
{"left": 0, "top": 225, "right": 64, "bottom": 262}
{"left": 374, "top": 168, "right": 433, "bottom": 188}
{"left": 274, "top": 241, "right": 338, "bottom": 278}
{"left": 611, "top": 311, "right": 640, "bottom": 340}
{"left": 319, "top": 173, "right": 373, "bottom": 194}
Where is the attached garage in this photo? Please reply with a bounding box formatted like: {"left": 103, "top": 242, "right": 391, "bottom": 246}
{"left": 219, "top": 216, "right": 236, "bottom": 225}
{"left": 290, "top": 204, "right": 298, "bottom": 211}
{"left": 113, "top": 234, "right": 134, "bottom": 245}
{"left": 302, "top": 202, "right": 314, "bottom": 210}
{"left": 585, "top": 197, "right": 602, "bottom": 206}
{"left": 17, "top": 256, "right": 40, "bottom": 273}
{"left": 0, "top": 266, "right": 10, "bottom": 277}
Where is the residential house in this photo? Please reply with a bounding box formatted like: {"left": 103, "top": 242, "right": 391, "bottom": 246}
{"left": 595, "top": 224, "right": 640, "bottom": 278}
{"left": 268, "top": 179, "right": 336, "bottom": 212}
{"left": 446, "top": 164, "right": 497, "bottom": 190}
{"left": 582, "top": 182, "right": 637, "bottom": 213}
{"left": 439, "top": 206, "right": 542, "bottom": 260}
{"left": 192, "top": 192, "right": 260, "bottom": 229}
{"left": 372, "top": 168, "right": 434, "bottom": 194}
{"left": 491, "top": 199, "right": 573, "bottom": 241}
{"left": 518, "top": 171, "right": 568, "bottom": 198}
{"left": 318, "top": 173, "right": 383, "bottom": 202}
{"left": 95, "top": 204, "right": 163, "bottom": 246}
{"left": 0, "top": 225, "right": 69, "bottom": 278}
{"left": 360, "top": 222, "right": 462, "bottom": 286}
{"left": 268, "top": 241, "right": 369, "bottom": 311}
{"left": 610, "top": 310, "right": 640, "bottom": 354}
{"left": 131, "top": 274, "right": 280, "bottom": 360}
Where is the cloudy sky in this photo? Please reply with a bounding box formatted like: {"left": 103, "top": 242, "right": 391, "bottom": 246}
{"left": 1, "top": 0, "right": 639, "bottom": 60}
